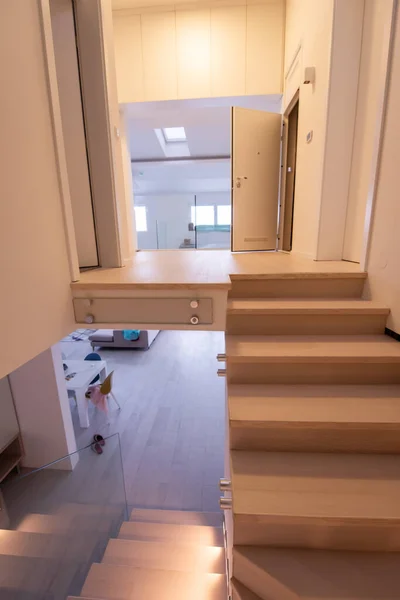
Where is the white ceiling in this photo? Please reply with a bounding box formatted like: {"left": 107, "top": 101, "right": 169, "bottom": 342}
{"left": 132, "top": 159, "right": 230, "bottom": 194}
{"left": 124, "top": 94, "right": 282, "bottom": 195}
{"left": 127, "top": 106, "right": 230, "bottom": 159}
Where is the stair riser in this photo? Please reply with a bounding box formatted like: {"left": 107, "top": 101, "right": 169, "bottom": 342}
{"left": 118, "top": 523, "right": 224, "bottom": 547}
{"left": 227, "top": 362, "right": 400, "bottom": 385}
{"left": 234, "top": 520, "right": 400, "bottom": 551}
{"left": 129, "top": 509, "right": 222, "bottom": 527}
{"left": 102, "top": 552, "right": 226, "bottom": 574}
{"left": 230, "top": 425, "right": 400, "bottom": 453}
{"left": 228, "top": 278, "right": 365, "bottom": 299}
{"left": 226, "top": 314, "right": 387, "bottom": 335}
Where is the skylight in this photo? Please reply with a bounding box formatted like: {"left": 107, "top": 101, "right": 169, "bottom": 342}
{"left": 162, "top": 127, "right": 187, "bottom": 143}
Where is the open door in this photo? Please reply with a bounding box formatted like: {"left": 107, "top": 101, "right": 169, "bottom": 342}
{"left": 73, "top": 0, "right": 125, "bottom": 267}
{"left": 231, "top": 107, "right": 281, "bottom": 252}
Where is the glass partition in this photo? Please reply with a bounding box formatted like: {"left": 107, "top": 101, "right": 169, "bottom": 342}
{"left": 134, "top": 195, "right": 231, "bottom": 250}
{"left": 0, "top": 433, "right": 127, "bottom": 600}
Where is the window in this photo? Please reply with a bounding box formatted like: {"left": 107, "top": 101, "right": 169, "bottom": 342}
{"left": 191, "top": 206, "right": 215, "bottom": 226}
{"left": 162, "top": 127, "right": 187, "bottom": 143}
{"left": 134, "top": 206, "right": 147, "bottom": 232}
{"left": 217, "top": 205, "right": 231, "bottom": 226}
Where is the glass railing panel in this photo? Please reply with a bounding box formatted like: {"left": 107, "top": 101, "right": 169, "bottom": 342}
{"left": 0, "top": 433, "right": 127, "bottom": 600}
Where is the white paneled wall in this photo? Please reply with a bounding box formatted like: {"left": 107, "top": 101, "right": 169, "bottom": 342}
{"left": 113, "top": 13, "right": 144, "bottom": 101}
{"left": 113, "top": 1, "right": 284, "bottom": 103}
{"left": 211, "top": 6, "right": 246, "bottom": 97}
{"left": 141, "top": 12, "right": 178, "bottom": 101}
{"left": 246, "top": 3, "right": 284, "bottom": 95}
{"left": 176, "top": 9, "right": 211, "bottom": 99}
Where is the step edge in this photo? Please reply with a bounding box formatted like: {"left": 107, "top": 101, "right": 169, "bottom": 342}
{"left": 84, "top": 561, "right": 227, "bottom": 579}
{"left": 227, "top": 307, "right": 389, "bottom": 315}
{"left": 229, "top": 273, "right": 367, "bottom": 281}
{"left": 230, "top": 419, "right": 400, "bottom": 428}
{"left": 233, "top": 512, "right": 400, "bottom": 525}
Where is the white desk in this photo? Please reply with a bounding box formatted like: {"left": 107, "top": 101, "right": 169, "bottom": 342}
{"left": 64, "top": 360, "right": 107, "bottom": 428}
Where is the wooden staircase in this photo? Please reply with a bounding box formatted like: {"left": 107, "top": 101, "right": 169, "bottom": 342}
{"left": 225, "top": 273, "right": 400, "bottom": 599}
{"left": 0, "top": 504, "right": 224, "bottom": 599}
{"left": 0, "top": 502, "right": 125, "bottom": 599}
{"left": 70, "top": 509, "right": 226, "bottom": 600}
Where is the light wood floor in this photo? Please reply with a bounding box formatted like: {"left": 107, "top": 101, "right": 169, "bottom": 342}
{"left": 72, "top": 250, "right": 363, "bottom": 290}
{"left": 61, "top": 330, "right": 225, "bottom": 514}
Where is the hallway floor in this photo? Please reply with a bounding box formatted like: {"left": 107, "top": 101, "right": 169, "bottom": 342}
{"left": 60, "top": 330, "right": 225, "bottom": 514}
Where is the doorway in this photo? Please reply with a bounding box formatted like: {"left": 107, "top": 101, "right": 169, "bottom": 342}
{"left": 280, "top": 95, "right": 299, "bottom": 252}
{"left": 124, "top": 95, "right": 282, "bottom": 252}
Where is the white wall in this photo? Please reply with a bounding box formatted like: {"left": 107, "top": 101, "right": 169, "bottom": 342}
{"left": 0, "top": 1, "right": 76, "bottom": 379}
{"left": 364, "top": 4, "right": 400, "bottom": 334}
{"left": 343, "top": 0, "right": 394, "bottom": 263}
{"left": 284, "top": 0, "right": 368, "bottom": 261}
{"left": 315, "top": 0, "right": 364, "bottom": 260}
{"left": 135, "top": 192, "right": 231, "bottom": 249}
{"left": 9, "top": 345, "right": 78, "bottom": 470}
{"left": 284, "top": 0, "right": 334, "bottom": 258}
{"left": 120, "top": 111, "right": 138, "bottom": 257}
{"left": 112, "top": 1, "right": 284, "bottom": 103}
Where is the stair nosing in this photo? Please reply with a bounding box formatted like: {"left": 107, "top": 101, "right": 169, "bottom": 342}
{"left": 227, "top": 299, "right": 389, "bottom": 315}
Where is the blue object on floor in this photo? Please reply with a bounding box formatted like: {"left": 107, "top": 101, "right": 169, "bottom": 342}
{"left": 123, "top": 329, "right": 140, "bottom": 341}
{"left": 85, "top": 352, "right": 102, "bottom": 385}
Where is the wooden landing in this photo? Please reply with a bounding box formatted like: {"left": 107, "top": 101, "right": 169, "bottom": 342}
{"left": 71, "top": 250, "right": 363, "bottom": 290}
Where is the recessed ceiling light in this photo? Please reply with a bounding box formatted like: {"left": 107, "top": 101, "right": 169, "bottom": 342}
{"left": 162, "top": 127, "right": 187, "bottom": 143}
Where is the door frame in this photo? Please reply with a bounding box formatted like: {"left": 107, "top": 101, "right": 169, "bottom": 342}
{"left": 278, "top": 89, "right": 299, "bottom": 252}
{"left": 39, "top": 0, "right": 80, "bottom": 281}
{"left": 360, "top": 0, "right": 397, "bottom": 269}
{"left": 39, "top": 0, "right": 126, "bottom": 274}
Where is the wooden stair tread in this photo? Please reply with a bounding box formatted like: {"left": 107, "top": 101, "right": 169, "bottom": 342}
{"left": 54, "top": 502, "right": 123, "bottom": 518}
{"left": 102, "top": 538, "right": 225, "bottom": 573}
{"left": 225, "top": 334, "right": 400, "bottom": 362}
{"left": 119, "top": 521, "right": 224, "bottom": 547}
{"left": 234, "top": 546, "right": 400, "bottom": 600}
{"left": 129, "top": 508, "right": 222, "bottom": 527}
{"left": 232, "top": 578, "right": 263, "bottom": 600}
{"left": 229, "top": 384, "right": 400, "bottom": 425}
{"left": 227, "top": 299, "right": 389, "bottom": 314}
{"left": 82, "top": 563, "right": 226, "bottom": 600}
{"left": 0, "top": 529, "right": 97, "bottom": 560}
{"left": 0, "top": 554, "right": 91, "bottom": 598}
{"left": 17, "top": 512, "right": 115, "bottom": 534}
{"left": 231, "top": 450, "right": 400, "bottom": 521}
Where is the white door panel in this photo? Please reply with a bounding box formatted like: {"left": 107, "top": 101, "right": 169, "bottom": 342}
{"left": 50, "top": 0, "right": 98, "bottom": 268}
{"left": 74, "top": 0, "right": 123, "bottom": 268}
{"left": 231, "top": 107, "right": 281, "bottom": 252}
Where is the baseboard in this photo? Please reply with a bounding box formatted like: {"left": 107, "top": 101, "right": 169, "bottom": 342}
{"left": 385, "top": 327, "right": 400, "bottom": 342}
